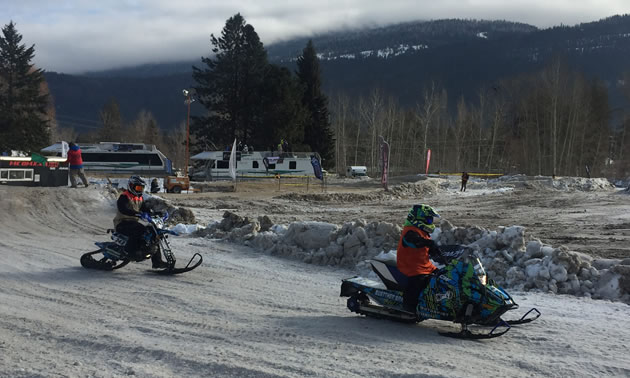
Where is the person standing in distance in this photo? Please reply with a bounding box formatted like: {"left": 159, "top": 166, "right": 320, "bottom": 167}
{"left": 461, "top": 171, "right": 469, "bottom": 192}
{"left": 150, "top": 178, "right": 160, "bottom": 193}
{"left": 67, "top": 142, "right": 89, "bottom": 188}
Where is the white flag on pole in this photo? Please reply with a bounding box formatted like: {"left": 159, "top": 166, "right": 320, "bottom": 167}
{"left": 229, "top": 139, "right": 237, "bottom": 180}
{"left": 61, "top": 141, "right": 70, "bottom": 158}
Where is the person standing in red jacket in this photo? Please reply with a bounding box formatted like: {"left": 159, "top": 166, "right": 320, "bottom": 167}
{"left": 396, "top": 204, "right": 441, "bottom": 313}
{"left": 67, "top": 142, "right": 89, "bottom": 188}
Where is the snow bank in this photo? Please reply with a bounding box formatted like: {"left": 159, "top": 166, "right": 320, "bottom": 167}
{"left": 434, "top": 220, "right": 630, "bottom": 303}
{"left": 486, "top": 175, "right": 616, "bottom": 191}
{"left": 170, "top": 223, "right": 205, "bottom": 234}
{"left": 194, "top": 212, "right": 400, "bottom": 268}
{"left": 193, "top": 211, "right": 630, "bottom": 304}
{"left": 56, "top": 180, "right": 198, "bottom": 226}
{"left": 434, "top": 174, "right": 615, "bottom": 193}
{"left": 277, "top": 178, "right": 441, "bottom": 202}
{"left": 276, "top": 175, "right": 614, "bottom": 204}
{"left": 90, "top": 176, "right": 201, "bottom": 195}
{"left": 86, "top": 180, "right": 197, "bottom": 225}
{"left": 143, "top": 196, "right": 196, "bottom": 225}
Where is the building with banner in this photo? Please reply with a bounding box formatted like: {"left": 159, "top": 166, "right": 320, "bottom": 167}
{"left": 0, "top": 156, "right": 69, "bottom": 187}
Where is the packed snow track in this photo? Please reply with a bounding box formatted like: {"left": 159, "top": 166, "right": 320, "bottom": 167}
{"left": 0, "top": 186, "right": 628, "bottom": 377}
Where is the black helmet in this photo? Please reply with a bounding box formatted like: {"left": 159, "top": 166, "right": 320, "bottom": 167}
{"left": 128, "top": 175, "right": 146, "bottom": 196}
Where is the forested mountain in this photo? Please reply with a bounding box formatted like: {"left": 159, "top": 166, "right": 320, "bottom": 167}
{"left": 44, "top": 15, "right": 630, "bottom": 133}
{"left": 266, "top": 19, "right": 538, "bottom": 61}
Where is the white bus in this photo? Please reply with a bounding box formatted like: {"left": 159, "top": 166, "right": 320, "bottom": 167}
{"left": 42, "top": 142, "right": 173, "bottom": 176}
{"left": 190, "top": 150, "right": 319, "bottom": 181}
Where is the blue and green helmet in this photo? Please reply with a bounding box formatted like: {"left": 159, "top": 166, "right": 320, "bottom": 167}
{"left": 403, "top": 204, "right": 440, "bottom": 233}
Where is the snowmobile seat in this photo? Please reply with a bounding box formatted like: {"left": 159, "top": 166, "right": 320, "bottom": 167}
{"left": 372, "top": 255, "right": 397, "bottom": 267}
{"left": 370, "top": 259, "right": 409, "bottom": 291}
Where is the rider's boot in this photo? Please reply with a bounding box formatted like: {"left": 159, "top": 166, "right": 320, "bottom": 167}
{"left": 151, "top": 253, "right": 169, "bottom": 269}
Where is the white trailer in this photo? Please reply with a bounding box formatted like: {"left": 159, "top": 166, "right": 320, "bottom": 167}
{"left": 190, "top": 151, "right": 319, "bottom": 181}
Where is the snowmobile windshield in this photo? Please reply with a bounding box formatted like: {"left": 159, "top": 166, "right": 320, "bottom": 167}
{"left": 152, "top": 214, "right": 164, "bottom": 229}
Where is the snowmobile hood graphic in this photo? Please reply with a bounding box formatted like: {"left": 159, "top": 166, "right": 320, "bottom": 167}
{"left": 340, "top": 245, "right": 540, "bottom": 339}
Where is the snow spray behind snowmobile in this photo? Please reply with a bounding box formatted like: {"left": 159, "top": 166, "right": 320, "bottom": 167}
{"left": 81, "top": 211, "right": 202, "bottom": 275}
{"left": 340, "top": 245, "right": 540, "bottom": 339}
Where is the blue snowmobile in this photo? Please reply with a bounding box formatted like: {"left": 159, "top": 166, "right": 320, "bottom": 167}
{"left": 340, "top": 245, "right": 540, "bottom": 339}
{"left": 80, "top": 211, "right": 202, "bottom": 275}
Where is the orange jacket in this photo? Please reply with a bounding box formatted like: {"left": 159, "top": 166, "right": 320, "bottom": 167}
{"left": 396, "top": 226, "right": 437, "bottom": 276}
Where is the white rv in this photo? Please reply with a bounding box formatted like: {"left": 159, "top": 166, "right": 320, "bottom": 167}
{"left": 190, "top": 150, "right": 320, "bottom": 181}
{"left": 42, "top": 142, "right": 173, "bottom": 176}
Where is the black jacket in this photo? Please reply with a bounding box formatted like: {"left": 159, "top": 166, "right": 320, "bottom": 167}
{"left": 402, "top": 230, "right": 445, "bottom": 264}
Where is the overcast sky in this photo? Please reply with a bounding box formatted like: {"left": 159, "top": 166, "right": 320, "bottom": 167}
{"left": 2, "top": 0, "right": 628, "bottom": 74}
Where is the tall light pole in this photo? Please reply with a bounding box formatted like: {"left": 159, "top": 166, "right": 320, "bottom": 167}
{"left": 182, "top": 89, "right": 194, "bottom": 177}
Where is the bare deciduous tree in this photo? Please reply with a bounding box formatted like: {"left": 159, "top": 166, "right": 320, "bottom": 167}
{"left": 99, "top": 99, "right": 123, "bottom": 142}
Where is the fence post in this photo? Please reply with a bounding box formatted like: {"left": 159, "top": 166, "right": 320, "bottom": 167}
{"left": 306, "top": 176, "right": 310, "bottom": 192}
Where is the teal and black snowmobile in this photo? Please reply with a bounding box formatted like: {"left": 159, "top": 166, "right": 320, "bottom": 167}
{"left": 80, "top": 211, "right": 202, "bottom": 275}
{"left": 340, "top": 245, "right": 540, "bottom": 339}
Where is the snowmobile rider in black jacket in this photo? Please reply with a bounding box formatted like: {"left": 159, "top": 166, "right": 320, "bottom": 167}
{"left": 113, "top": 176, "right": 168, "bottom": 269}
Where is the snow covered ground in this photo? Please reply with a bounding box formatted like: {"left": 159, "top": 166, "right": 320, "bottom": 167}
{"left": 1, "top": 179, "right": 629, "bottom": 377}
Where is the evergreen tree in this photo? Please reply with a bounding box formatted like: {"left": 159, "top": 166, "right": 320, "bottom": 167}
{"left": 0, "top": 21, "right": 50, "bottom": 153}
{"left": 296, "top": 40, "right": 334, "bottom": 165}
{"left": 192, "top": 13, "right": 268, "bottom": 149}
{"left": 255, "top": 65, "right": 307, "bottom": 151}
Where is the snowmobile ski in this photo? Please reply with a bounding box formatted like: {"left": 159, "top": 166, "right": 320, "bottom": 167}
{"left": 499, "top": 307, "right": 541, "bottom": 325}
{"left": 439, "top": 321, "right": 511, "bottom": 340}
{"left": 151, "top": 253, "right": 203, "bottom": 275}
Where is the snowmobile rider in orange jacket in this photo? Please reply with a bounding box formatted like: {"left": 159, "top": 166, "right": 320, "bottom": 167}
{"left": 113, "top": 176, "right": 168, "bottom": 269}
{"left": 396, "top": 204, "right": 441, "bottom": 313}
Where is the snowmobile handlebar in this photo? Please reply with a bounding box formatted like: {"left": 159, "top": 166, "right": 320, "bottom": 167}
{"left": 431, "top": 245, "right": 467, "bottom": 264}
{"left": 138, "top": 211, "right": 169, "bottom": 223}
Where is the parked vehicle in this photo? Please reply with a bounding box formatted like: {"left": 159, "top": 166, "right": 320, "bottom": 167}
{"left": 42, "top": 142, "right": 173, "bottom": 176}
{"left": 190, "top": 150, "right": 320, "bottom": 181}
{"left": 164, "top": 176, "right": 190, "bottom": 193}
{"left": 346, "top": 166, "right": 368, "bottom": 177}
